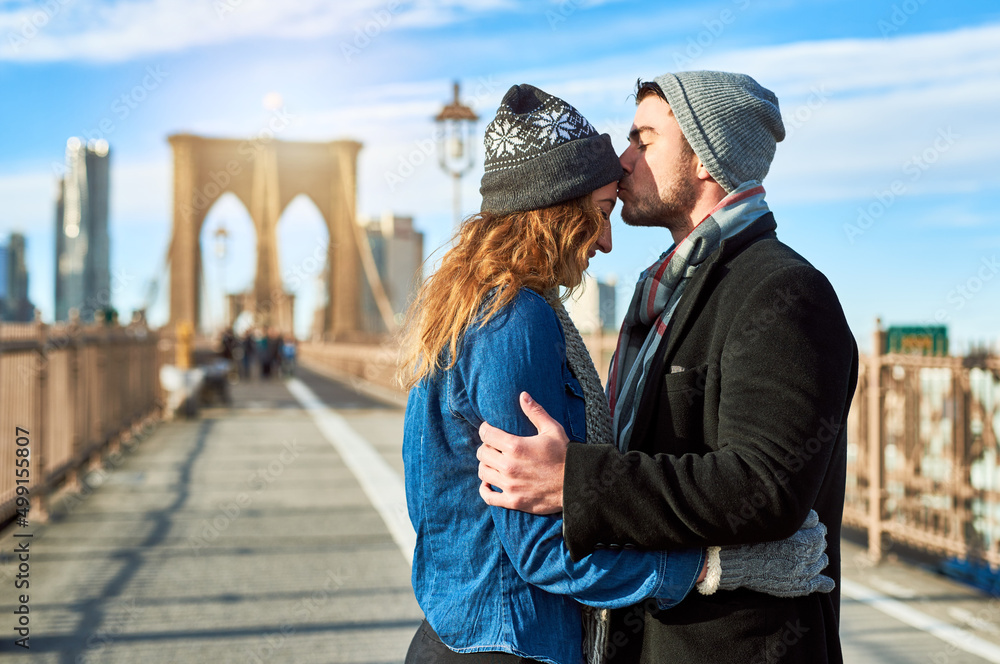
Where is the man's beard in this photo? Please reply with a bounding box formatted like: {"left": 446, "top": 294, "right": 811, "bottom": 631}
{"left": 620, "top": 174, "right": 697, "bottom": 234}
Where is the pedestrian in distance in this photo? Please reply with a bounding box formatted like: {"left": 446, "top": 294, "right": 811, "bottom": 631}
{"left": 240, "top": 329, "right": 256, "bottom": 381}
{"left": 258, "top": 329, "right": 272, "bottom": 379}
{"left": 270, "top": 328, "right": 285, "bottom": 377}
{"left": 281, "top": 337, "right": 297, "bottom": 377}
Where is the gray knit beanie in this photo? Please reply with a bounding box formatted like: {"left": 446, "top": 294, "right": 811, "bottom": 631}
{"left": 480, "top": 84, "right": 623, "bottom": 214}
{"left": 652, "top": 71, "right": 785, "bottom": 194}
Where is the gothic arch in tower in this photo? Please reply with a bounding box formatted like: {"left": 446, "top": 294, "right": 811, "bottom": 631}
{"left": 167, "top": 134, "right": 365, "bottom": 340}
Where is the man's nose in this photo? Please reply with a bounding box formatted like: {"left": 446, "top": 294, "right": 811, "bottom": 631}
{"left": 619, "top": 146, "right": 633, "bottom": 173}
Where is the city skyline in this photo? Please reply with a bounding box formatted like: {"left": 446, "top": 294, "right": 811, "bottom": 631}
{"left": 1, "top": 1, "right": 998, "bottom": 350}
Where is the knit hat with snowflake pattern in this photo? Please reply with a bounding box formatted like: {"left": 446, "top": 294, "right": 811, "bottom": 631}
{"left": 480, "top": 84, "right": 623, "bottom": 214}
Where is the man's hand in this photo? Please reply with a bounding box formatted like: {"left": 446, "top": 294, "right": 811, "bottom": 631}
{"left": 477, "top": 391, "right": 569, "bottom": 515}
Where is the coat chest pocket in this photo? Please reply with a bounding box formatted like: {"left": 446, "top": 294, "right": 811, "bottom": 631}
{"left": 657, "top": 363, "right": 713, "bottom": 448}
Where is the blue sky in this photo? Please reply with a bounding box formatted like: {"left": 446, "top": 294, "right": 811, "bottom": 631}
{"left": 1, "top": 0, "right": 998, "bottom": 350}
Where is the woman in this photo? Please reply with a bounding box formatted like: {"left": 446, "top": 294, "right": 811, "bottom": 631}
{"left": 399, "top": 84, "right": 831, "bottom": 664}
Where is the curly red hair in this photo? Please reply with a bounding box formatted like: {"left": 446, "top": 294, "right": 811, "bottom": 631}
{"left": 398, "top": 195, "right": 603, "bottom": 389}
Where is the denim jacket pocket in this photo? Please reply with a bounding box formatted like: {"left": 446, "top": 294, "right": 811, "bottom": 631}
{"left": 563, "top": 366, "right": 588, "bottom": 443}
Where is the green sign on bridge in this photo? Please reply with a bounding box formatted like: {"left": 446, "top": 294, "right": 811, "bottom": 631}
{"left": 884, "top": 325, "right": 949, "bottom": 356}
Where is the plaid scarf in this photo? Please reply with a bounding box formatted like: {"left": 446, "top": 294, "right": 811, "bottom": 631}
{"left": 608, "top": 181, "right": 771, "bottom": 452}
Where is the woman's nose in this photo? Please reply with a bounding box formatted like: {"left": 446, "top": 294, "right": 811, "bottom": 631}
{"left": 596, "top": 219, "right": 612, "bottom": 253}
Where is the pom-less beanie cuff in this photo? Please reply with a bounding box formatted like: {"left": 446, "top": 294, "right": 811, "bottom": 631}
{"left": 653, "top": 71, "right": 785, "bottom": 194}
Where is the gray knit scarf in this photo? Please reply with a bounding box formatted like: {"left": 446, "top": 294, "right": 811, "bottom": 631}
{"left": 541, "top": 288, "right": 613, "bottom": 664}
{"left": 542, "top": 289, "right": 614, "bottom": 448}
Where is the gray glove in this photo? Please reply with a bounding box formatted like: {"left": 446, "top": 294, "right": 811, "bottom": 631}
{"left": 698, "top": 509, "right": 835, "bottom": 597}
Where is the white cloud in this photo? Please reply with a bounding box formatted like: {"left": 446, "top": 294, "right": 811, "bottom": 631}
{"left": 914, "top": 206, "right": 994, "bottom": 229}
{"left": 337, "top": 22, "right": 1000, "bottom": 227}
{"left": 0, "top": 0, "right": 527, "bottom": 62}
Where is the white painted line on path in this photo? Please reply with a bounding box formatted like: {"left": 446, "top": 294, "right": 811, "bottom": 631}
{"left": 286, "top": 378, "right": 415, "bottom": 567}
{"left": 842, "top": 577, "right": 1000, "bottom": 662}
{"left": 951, "top": 607, "right": 1000, "bottom": 636}
{"left": 865, "top": 576, "right": 918, "bottom": 599}
{"left": 289, "top": 377, "right": 1000, "bottom": 658}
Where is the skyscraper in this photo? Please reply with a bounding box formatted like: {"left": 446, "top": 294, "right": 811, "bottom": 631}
{"left": 55, "top": 137, "right": 111, "bottom": 322}
{"left": 566, "top": 273, "right": 617, "bottom": 334}
{"left": 358, "top": 212, "right": 424, "bottom": 336}
{"left": 0, "top": 232, "right": 34, "bottom": 322}
{"left": 0, "top": 243, "right": 8, "bottom": 308}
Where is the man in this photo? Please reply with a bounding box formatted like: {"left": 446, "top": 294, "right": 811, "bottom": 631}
{"left": 476, "top": 71, "right": 858, "bottom": 663}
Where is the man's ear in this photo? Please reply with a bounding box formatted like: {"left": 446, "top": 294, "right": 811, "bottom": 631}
{"left": 695, "top": 160, "right": 715, "bottom": 182}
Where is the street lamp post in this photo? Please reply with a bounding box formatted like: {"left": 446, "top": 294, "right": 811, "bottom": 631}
{"left": 214, "top": 224, "right": 229, "bottom": 330}
{"left": 435, "top": 81, "right": 479, "bottom": 226}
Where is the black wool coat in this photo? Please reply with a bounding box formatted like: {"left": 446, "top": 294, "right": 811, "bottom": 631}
{"left": 563, "top": 212, "right": 859, "bottom": 664}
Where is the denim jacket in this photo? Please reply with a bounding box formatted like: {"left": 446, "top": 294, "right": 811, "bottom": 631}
{"left": 402, "top": 288, "right": 704, "bottom": 664}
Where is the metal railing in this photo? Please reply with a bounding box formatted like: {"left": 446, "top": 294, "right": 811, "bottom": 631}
{"left": 299, "top": 323, "right": 1000, "bottom": 571}
{"left": 0, "top": 322, "right": 165, "bottom": 525}
{"left": 298, "top": 340, "right": 401, "bottom": 391}
{"left": 846, "top": 328, "right": 1000, "bottom": 564}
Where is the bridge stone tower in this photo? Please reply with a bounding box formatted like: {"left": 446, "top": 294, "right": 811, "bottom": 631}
{"left": 167, "top": 135, "right": 364, "bottom": 340}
